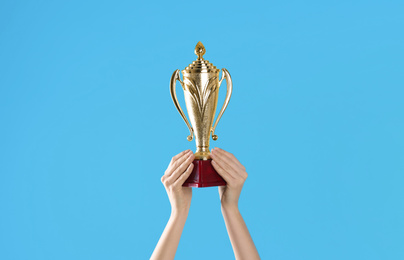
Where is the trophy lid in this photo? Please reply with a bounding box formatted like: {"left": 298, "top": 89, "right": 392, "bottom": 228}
{"left": 183, "top": 42, "right": 220, "bottom": 73}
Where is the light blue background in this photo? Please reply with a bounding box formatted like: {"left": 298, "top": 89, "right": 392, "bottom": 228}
{"left": 1, "top": 0, "right": 403, "bottom": 259}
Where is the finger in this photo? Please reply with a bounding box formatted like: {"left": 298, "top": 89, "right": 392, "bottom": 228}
{"left": 174, "top": 162, "right": 194, "bottom": 187}
{"left": 214, "top": 147, "right": 244, "bottom": 170}
{"left": 212, "top": 148, "right": 246, "bottom": 179}
{"left": 166, "top": 150, "right": 192, "bottom": 177}
{"left": 211, "top": 149, "right": 239, "bottom": 177}
{"left": 211, "top": 160, "right": 233, "bottom": 183}
{"left": 169, "top": 149, "right": 191, "bottom": 168}
{"left": 168, "top": 152, "right": 195, "bottom": 183}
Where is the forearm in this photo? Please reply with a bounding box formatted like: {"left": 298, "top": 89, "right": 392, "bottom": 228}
{"left": 150, "top": 210, "right": 189, "bottom": 260}
{"left": 222, "top": 205, "right": 260, "bottom": 260}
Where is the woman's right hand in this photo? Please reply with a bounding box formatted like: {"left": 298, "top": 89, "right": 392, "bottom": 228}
{"left": 151, "top": 150, "right": 196, "bottom": 260}
{"left": 161, "top": 149, "right": 195, "bottom": 215}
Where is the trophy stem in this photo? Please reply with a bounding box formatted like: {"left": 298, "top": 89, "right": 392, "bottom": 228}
{"left": 194, "top": 146, "right": 211, "bottom": 160}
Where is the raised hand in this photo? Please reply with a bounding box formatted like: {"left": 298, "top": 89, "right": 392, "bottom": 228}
{"left": 151, "top": 150, "right": 195, "bottom": 260}
{"left": 210, "top": 147, "right": 248, "bottom": 209}
{"left": 160, "top": 149, "right": 195, "bottom": 214}
{"left": 210, "top": 147, "right": 260, "bottom": 260}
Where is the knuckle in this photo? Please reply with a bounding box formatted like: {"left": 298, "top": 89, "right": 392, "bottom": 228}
{"left": 173, "top": 160, "right": 180, "bottom": 168}
{"left": 161, "top": 176, "right": 169, "bottom": 186}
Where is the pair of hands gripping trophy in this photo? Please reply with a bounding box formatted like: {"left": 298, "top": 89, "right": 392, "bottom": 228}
{"left": 150, "top": 148, "right": 260, "bottom": 260}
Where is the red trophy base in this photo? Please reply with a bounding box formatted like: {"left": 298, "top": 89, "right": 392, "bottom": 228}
{"left": 183, "top": 159, "right": 226, "bottom": 188}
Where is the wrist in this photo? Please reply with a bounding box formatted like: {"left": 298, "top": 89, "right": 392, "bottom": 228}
{"left": 171, "top": 207, "right": 190, "bottom": 219}
{"left": 221, "top": 203, "right": 239, "bottom": 214}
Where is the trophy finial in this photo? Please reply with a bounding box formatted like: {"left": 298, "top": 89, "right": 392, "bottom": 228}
{"left": 195, "top": 41, "right": 206, "bottom": 60}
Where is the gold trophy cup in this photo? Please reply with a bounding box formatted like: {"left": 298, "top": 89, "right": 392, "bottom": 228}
{"left": 170, "top": 42, "right": 232, "bottom": 187}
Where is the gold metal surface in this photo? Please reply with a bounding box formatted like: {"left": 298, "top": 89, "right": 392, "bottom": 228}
{"left": 170, "top": 42, "right": 233, "bottom": 160}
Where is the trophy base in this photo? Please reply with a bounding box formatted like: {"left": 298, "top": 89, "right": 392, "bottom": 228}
{"left": 183, "top": 159, "right": 226, "bottom": 188}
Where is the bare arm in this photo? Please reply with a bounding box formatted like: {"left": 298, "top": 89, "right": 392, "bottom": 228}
{"left": 211, "top": 148, "right": 260, "bottom": 260}
{"left": 150, "top": 150, "right": 195, "bottom": 260}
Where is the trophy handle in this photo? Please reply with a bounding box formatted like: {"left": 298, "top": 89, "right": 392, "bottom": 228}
{"left": 170, "top": 69, "right": 194, "bottom": 141}
{"left": 211, "top": 68, "right": 232, "bottom": 141}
